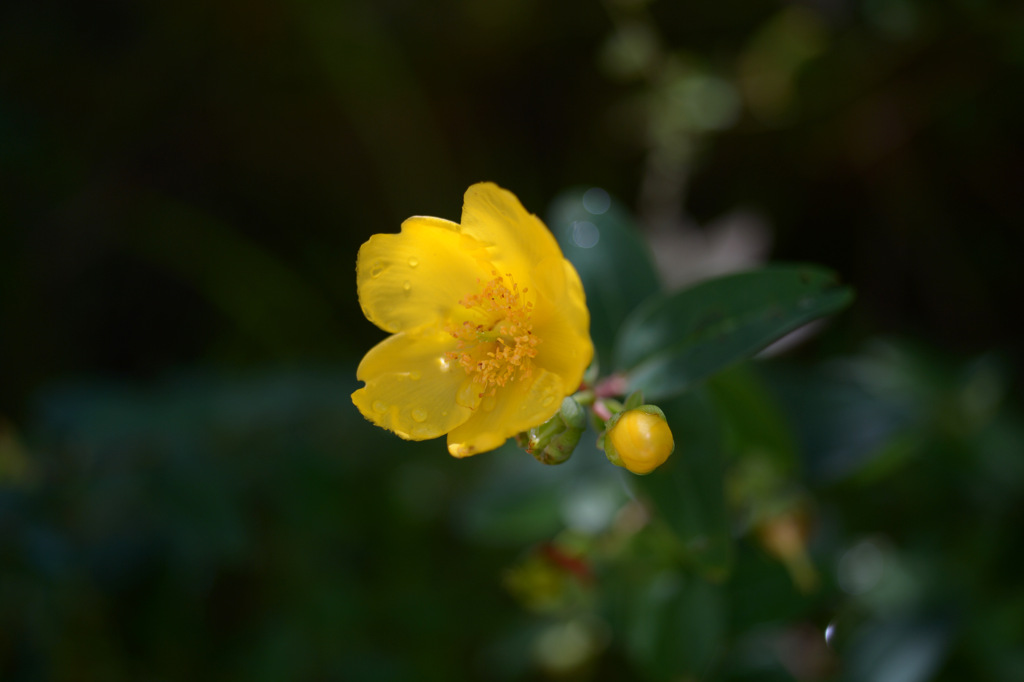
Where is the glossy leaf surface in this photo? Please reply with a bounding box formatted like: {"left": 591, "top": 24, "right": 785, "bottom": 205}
{"left": 616, "top": 265, "right": 854, "bottom": 399}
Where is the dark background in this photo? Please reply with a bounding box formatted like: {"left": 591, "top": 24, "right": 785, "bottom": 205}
{"left": 3, "top": 0, "right": 1023, "bottom": 406}
{"left": 2, "top": 0, "right": 1023, "bottom": 680}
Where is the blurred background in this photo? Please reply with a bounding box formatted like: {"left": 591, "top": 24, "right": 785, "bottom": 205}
{"left": 1, "top": 0, "right": 1023, "bottom": 680}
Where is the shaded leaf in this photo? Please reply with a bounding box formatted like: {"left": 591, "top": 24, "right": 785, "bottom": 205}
{"left": 547, "top": 188, "right": 662, "bottom": 370}
{"left": 630, "top": 390, "right": 733, "bottom": 581}
{"left": 626, "top": 571, "right": 728, "bottom": 680}
{"left": 616, "top": 265, "right": 853, "bottom": 400}
{"left": 708, "top": 364, "right": 799, "bottom": 474}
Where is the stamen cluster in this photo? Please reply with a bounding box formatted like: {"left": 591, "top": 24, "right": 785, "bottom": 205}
{"left": 446, "top": 271, "right": 540, "bottom": 396}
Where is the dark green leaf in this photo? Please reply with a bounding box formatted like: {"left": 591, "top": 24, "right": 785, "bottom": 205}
{"left": 630, "top": 390, "right": 733, "bottom": 581}
{"left": 616, "top": 265, "right": 854, "bottom": 400}
{"left": 707, "top": 364, "right": 799, "bottom": 474}
{"left": 844, "top": 617, "right": 953, "bottom": 682}
{"left": 626, "top": 571, "right": 728, "bottom": 680}
{"left": 547, "top": 188, "right": 662, "bottom": 371}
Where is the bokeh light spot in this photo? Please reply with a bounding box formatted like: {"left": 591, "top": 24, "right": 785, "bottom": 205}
{"left": 572, "top": 221, "right": 600, "bottom": 249}
{"left": 838, "top": 538, "right": 885, "bottom": 595}
{"left": 582, "top": 187, "right": 611, "bottom": 215}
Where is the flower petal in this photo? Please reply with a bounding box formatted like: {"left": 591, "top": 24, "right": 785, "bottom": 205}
{"left": 445, "top": 368, "right": 566, "bottom": 458}
{"left": 356, "top": 216, "right": 491, "bottom": 334}
{"left": 353, "top": 329, "right": 480, "bottom": 440}
{"left": 529, "top": 256, "right": 592, "bottom": 390}
{"left": 458, "top": 183, "right": 563, "bottom": 285}
{"left": 533, "top": 315, "right": 592, "bottom": 395}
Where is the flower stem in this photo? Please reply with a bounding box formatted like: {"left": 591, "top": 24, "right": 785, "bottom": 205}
{"left": 594, "top": 373, "right": 629, "bottom": 399}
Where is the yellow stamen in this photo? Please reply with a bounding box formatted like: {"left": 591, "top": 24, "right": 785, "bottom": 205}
{"left": 445, "top": 271, "right": 539, "bottom": 396}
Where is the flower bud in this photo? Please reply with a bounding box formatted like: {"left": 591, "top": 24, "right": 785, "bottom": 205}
{"left": 519, "top": 397, "right": 588, "bottom": 465}
{"left": 603, "top": 406, "right": 674, "bottom": 475}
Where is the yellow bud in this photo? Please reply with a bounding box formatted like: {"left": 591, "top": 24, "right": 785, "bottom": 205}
{"left": 606, "top": 407, "right": 675, "bottom": 475}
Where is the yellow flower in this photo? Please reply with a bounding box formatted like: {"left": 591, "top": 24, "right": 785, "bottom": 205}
{"left": 352, "top": 183, "right": 593, "bottom": 458}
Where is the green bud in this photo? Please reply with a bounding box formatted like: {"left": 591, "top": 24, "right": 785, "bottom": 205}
{"left": 521, "top": 397, "right": 588, "bottom": 465}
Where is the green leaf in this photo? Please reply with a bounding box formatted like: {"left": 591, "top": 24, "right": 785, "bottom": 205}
{"left": 707, "top": 364, "right": 799, "bottom": 474}
{"left": 630, "top": 390, "right": 733, "bottom": 581}
{"left": 615, "top": 265, "right": 854, "bottom": 400}
{"left": 625, "top": 571, "right": 728, "bottom": 680}
{"left": 623, "top": 390, "right": 645, "bottom": 411}
{"left": 547, "top": 187, "right": 662, "bottom": 371}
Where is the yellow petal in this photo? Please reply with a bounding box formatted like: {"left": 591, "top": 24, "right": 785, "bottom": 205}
{"left": 353, "top": 329, "right": 479, "bottom": 440}
{"left": 528, "top": 256, "right": 592, "bottom": 391}
{"left": 446, "top": 369, "right": 565, "bottom": 458}
{"left": 532, "top": 308, "right": 592, "bottom": 395}
{"left": 458, "top": 183, "right": 563, "bottom": 287}
{"left": 356, "top": 216, "right": 491, "bottom": 334}
{"left": 560, "top": 258, "right": 590, "bottom": 328}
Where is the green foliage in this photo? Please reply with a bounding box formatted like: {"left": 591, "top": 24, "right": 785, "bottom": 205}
{"left": 0, "top": 371, "right": 529, "bottom": 680}
{"left": 615, "top": 266, "right": 854, "bottom": 400}
{"left": 629, "top": 390, "right": 733, "bottom": 582}
{"left": 548, "top": 188, "right": 662, "bottom": 371}
{"left": 2, "top": 274, "right": 1022, "bottom": 682}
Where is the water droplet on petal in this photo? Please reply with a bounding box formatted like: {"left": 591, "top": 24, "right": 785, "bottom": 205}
{"left": 369, "top": 262, "right": 385, "bottom": 278}
{"left": 408, "top": 257, "right": 419, "bottom": 268}
{"left": 411, "top": 408, "right": 427, "bottom": 422}
{"left": 372, "top": 400, "right": 387, "bottom": 413}
{"left": 403, "top": 280, "right": 412, "bottom": 294}
{"left": 457, "top": 382, "right": 478, "bottom": 407}
{"left": 409, "top": 370, "right": 421, "bottom": 380}
{"left": 412, "top": 425, "right": 432, "bottom": 438}
{"left": 438, "top": 357, "right": 451, "bottom": 372}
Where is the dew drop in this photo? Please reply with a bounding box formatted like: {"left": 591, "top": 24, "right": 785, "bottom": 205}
{"left": 409, "top": 370, "right": 422, "bottom": 380}
{"left": 408, "top": 257, "right": 419, "bottom": 268}
{"left": 412, "top": 425, "right": 432, "bottom": 438}
{"left": 372, "top": 400, "right": 387, "bottom": 413}
{"left": 457, "top": 382, "right": 477, "bottom": 407}
{"left": 824, "top": 622, "right": 837, "bottom": 648}
{"left": 369, "top": 262, "right": 385, "bottom": 278}
{"left": 411, "top": 408, "right": 427, "bottom": 422}
{"left": 438, "top": 356, "right": 451, "bottom": 373}
{"left": 403, "top": 280, "right": 412, "bottom": 294}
